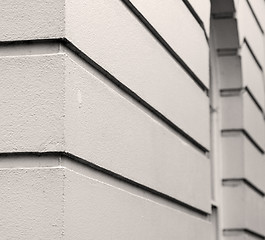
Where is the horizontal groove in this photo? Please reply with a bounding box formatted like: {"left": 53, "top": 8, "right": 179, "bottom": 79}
{"left": 245, "top": 87, "right": 264, "bottom": 113}
{"left": 244, "top": 39, "right": 263, "bottom": 71}
{"left": 212, "top": 12, "right": 234, "bottom": 19}
{"left": 217, "top": 48, "right": 238, "bottom": 56}
{"left": 62, "top": 38, "right": 209, "bottom": 153}
{"left": 222, "top": 178, "right": 265, "bottom": 197}
{"left": 0, "top": 39, "right": 60, "bottom": 56}
{"left": 183, "top": 1, "right": 209, "bottom": 42}
{"left": 245, "top": 0, "right": 264, "bottom": 34}
{"left": 222, "top": 129, "right": 264, "bottom": 154}
{"left": 0, "top": 151, "right": 210, "bottom": 218}
{"left": 220, "top": 88, "right": 244, "bottom": 96}
{"left": 224, "top": 229, "right": 265, "bottom": 240}
{"left": 220, "top": 87, "right": 264, "bottom": 114}
{"left": 181, "top": 0, "right": 206, "bottom": 33}
{"left": 0, "top": 38, "right": 209, "bottom": 154}
{"left": 121, "top": 0, "right": 209, "bottom": 94}
{"left": 64, "top": 152, "right": 210, "bottom": 217}
{"left": 0, "top": 38, "right": 59, "bottom": 46}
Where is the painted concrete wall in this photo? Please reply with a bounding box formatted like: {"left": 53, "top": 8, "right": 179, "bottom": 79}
{"left": 211, "top": 0, "right": 265, "bottom": 239}
{"left": 1, "top": 0, "right": 265, "bottom": 239}
{"left": 0, "top": 1, "right": 211, "bottom": 239}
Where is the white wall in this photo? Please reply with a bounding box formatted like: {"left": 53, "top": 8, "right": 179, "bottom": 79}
{"left": 1, "top": 0, "right": 243, "bottom": 239}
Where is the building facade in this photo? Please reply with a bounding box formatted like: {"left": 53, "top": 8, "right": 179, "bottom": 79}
{"left": 0, "top": 0, "right": 264, "bottom": 239}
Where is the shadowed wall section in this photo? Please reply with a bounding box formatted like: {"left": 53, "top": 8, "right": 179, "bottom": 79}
{"left": 211, "top": 0, "right": 265, "bottom": 239}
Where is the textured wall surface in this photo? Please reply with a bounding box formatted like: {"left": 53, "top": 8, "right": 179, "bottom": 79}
{"left": 1, "top": 0, "right": 265, "bottom": 239}
{"left": 0, "top": 163, "right": 64, "bottom": 239}
{"left": 0, "top": 0, "right": 211, "bottom": 239}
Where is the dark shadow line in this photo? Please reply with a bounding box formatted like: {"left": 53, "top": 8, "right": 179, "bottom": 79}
{"left": 0, "top": 151, "right": 210, "bottom": 218}
{"left": 121, "top": 0, "right": 209, "bottom": 94}
{"left": 224, "top": 229, "right": 265, "bottom": 239}
{"left": 220, "top": 87, "right": 264, "bottom": 114}
{"left": 245, "top": 0, "right": 264, "bottom": 34}
{"left": 244, "top": 39, "right": 263, "bottom": 71}
{"left": 181, "top": 0, "right": 206, "bottom": 32}
{"left": 223, "top": 178, "right": 265, "bottom": 197}
{"left": 0, "top": 38, "right": 209, "bottom": 154}
{"left": 222, "top": 129, "right": 264, "bottom": 154}
{"left": 62, "top": 38, "right": 209, "bottom": 153}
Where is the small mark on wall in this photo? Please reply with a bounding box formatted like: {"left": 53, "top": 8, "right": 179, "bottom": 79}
{"left": 77, "top": 89, "right": 82, "bottom": 108}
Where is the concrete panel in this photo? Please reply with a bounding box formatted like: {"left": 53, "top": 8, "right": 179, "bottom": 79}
{"left": 186, "top": 0, "right": 210, "bottom": 35}
{"left": 211, "top": 0, "right": 235, "bottom": 15}
{"left": 222, "top": 132, "right": 244, "bottom": 180}
{"left": 0, "top": 54, "right": 65, "bottom": 152}
{"left": 241, "top": 43, "right": 265, "bottom": 110}
{"left": 221, "top": 92, "right": 265, "bottom": 150}
{"left": 0, "top": 52, "right": 211, "bottom": 212}
{"left": 0, "top": 0, "right": 64, "bottom": 41}
{"left": 64, "top": 56, "right": 211, "bottom": 212}
{"left": 222, "top": 132, "right": 265, "bottom": 192}
{"left": 244, "top": 137, "right": 265, "bottom": 192}
{"left": 216, "top": 44, "right": 264, "bottom": 111}
{"left": 212, "top": 18, "right": 239, "bottom": 49}
{"left": 65, "top": 0, "right": 210, "bottom": 149}
{"left": 221, "top": 95, "right": 243, "bottom": 131}
{"left": 223, "top": 183, "right": 265, "bottom": 236}
{"left": 218, "top": 55, "right": 242, "bottom": 89}
{"left": 129, "top": 0, "right": 209, "bottom": 87}
{"left": 0, "top": 167, "right": 64, "bottom": 239}
{"left": 63, "top": 168, "right": 211, "bottom": 240}
{"left": 236, "top": 0, "right": 265, "bottom": 68}
{"left": 0, "top": 0, "right": 210, "bottom": 148}
{"left": 248, "top": 0, "right": 265, "bottom": 31}
{"left": 243, "top": 92, "right": 265, "bottom": 149}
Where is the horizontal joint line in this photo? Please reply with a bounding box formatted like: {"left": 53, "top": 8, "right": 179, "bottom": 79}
{"left": 181, "top": 0, "right": 206, "bottom": 32}
{"left": 217, "top": 48, "right": 238, "bottom": 56}
{"left": 212, "top": 13, "right": 235, "bottom": 19}
{"left": 121, "top": 0, "right": 208, "bottom": 93}
{"left": 222, "top": 178, "right": 265, "bottom": 197}
{"left": 0, "top": 38, "right": 209, "bottom": 154}
{"left": 245, "top": 0, "right": 264, "bottom": 34}
{"left": 224, "top": 229, "right": 265, "bottom": 239}
{"left": 221, "top": 129, "right": 264, "bottom": 154}
{"left": 244, "top": 39, "right": 263, "bottom": 71}
{"left": 220, "top": 87, "right": 264, "bottom": 113}
{"left": 0, "top": 151, "right": 210, "bottom": 218}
